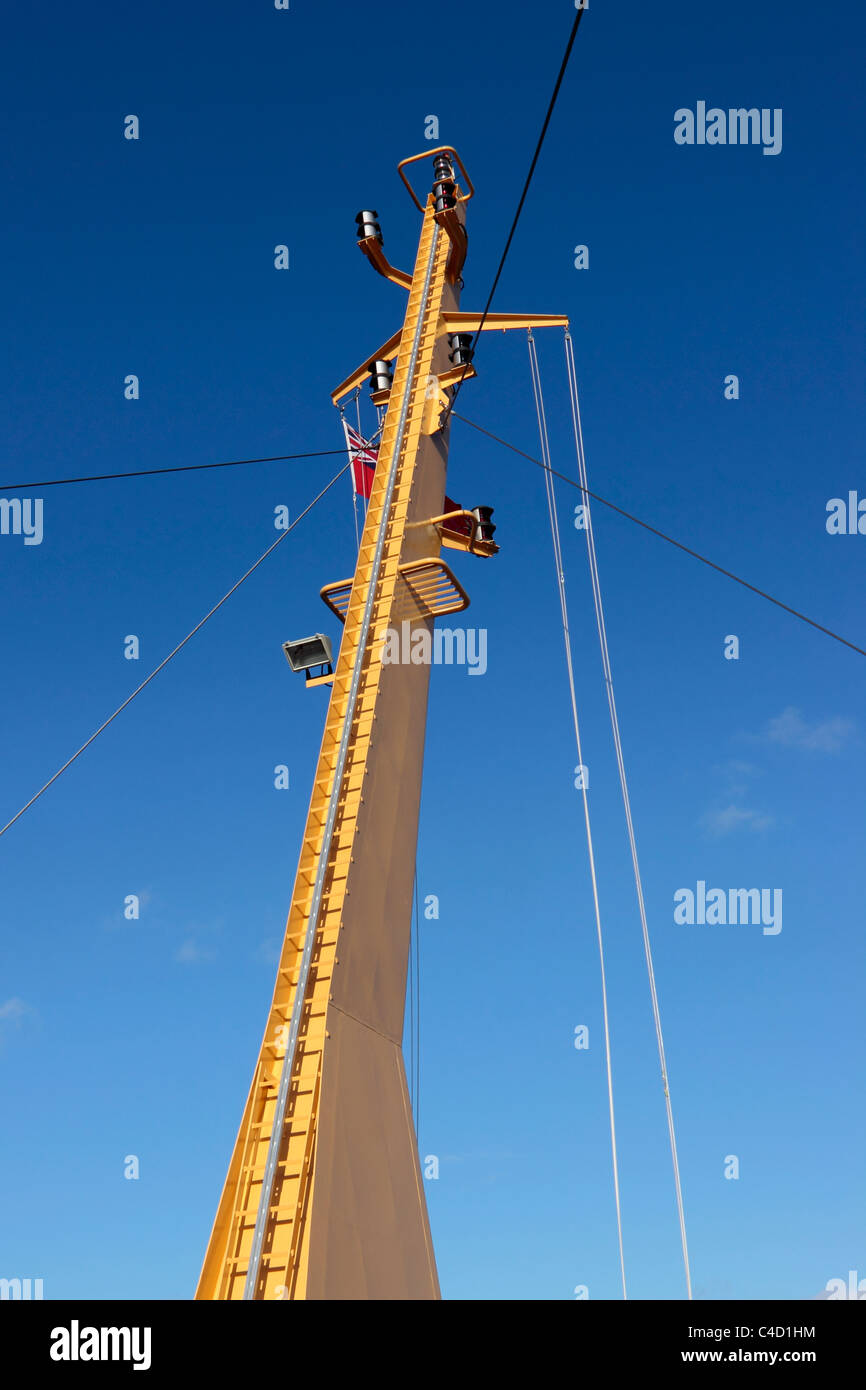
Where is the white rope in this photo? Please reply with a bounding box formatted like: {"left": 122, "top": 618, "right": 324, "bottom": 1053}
{"left": 337, "top": 401, "right": 362, "bottom": 551}
{"left": 563, "top": 330, "right": 693, "bottom": 1300}
{"left": 407, "top": 869, "right": 415, "bottom": 1112}
{"left": 352, "top": 392, "right": 365, "bottom": 547}
{"left": 354, "top": 389, "right": 370, "bottom": 532}
{"left": 413, "top": 869, "right": 421, "bottom": 1128}
{"left": 527, "top": 331, "right": 628, "bottom": 1301}
{"left": 352, "top": 486, "right": 361, "bottom": 551}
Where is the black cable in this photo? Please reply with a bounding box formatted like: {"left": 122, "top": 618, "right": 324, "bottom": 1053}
{"left": 0, "top": 448, "right": 346, "bottom": 493}
{"left": 452, "top": 411, "right": 866, "bottom": 660}
{"left": 441, "top": 6, "right": 587, "bottom": 427}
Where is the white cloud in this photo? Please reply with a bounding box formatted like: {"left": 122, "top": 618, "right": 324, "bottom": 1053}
{"left": 714, "top": 759, "right": 759, "bottom": 799}
{"left": 725, "top": 759, "right": 758, "bottom": 778}
{"left": 766, "top": 706, "right": 855, "bottom": 753}
{"left": 702, "top": 804, "right": 774, "bottom": 837}
{"left": 175, "top": 940, "right": 214, "bottom": 964}
{"left": 0, "top": 997, "right": 28, "bottom": 1021}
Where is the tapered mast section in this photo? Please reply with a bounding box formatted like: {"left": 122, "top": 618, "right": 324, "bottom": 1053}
{"left": 196, "top": 147, "right": 567, "bottom": 1300}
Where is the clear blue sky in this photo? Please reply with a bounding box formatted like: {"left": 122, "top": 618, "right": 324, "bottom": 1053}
{"left": 1, "top": 1, "right": 863, "bottom": 1302}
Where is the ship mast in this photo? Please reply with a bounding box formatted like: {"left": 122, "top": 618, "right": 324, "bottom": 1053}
{"left": 196, "top": 147, "right": 566, "bottom": 1300}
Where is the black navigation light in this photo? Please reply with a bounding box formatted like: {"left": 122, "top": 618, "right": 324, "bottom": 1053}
{"left": 472, "top": 506, "right": 496, "bottom": 543}
{"left": 355, "top": 210, "right": 383, "bottom": 244}
{"left": 448, "top": 332, "right": 474, "bottom": 367}
{"left": 369, "top": 359, "right": 394, "bottom": 396}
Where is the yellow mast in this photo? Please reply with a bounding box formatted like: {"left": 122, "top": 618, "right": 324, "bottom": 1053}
{"left": 196, "top": 148, "right": 567, "bottom": 1300}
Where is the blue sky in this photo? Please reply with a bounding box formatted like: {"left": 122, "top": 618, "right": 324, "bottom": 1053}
{"left": 1, "top": 1, "right": 864, "bottom": 1301}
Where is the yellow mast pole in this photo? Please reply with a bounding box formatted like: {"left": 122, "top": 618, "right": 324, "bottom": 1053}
{"left": 196, "top": 148, "right": 567, "bottom": 1300}
{"left": 197, "top": 152, "right": 463, "bottom": 1301}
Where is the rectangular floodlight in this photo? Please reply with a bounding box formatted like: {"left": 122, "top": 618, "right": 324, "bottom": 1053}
{"left": 283, "top": 633, "right": 333, "bottom": 674}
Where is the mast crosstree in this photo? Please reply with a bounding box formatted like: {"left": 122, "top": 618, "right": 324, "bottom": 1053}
{"left": 196, "top": 148, "right": 567, "bottom": 1301}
